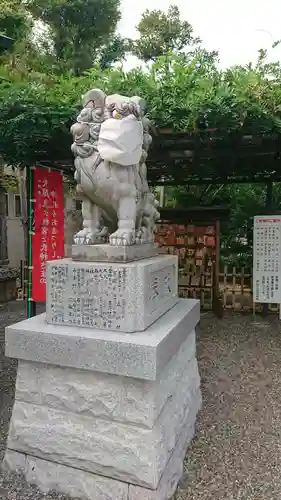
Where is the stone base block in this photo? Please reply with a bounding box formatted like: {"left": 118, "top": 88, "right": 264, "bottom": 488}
{"left": 46, "top": 255, "right": 178, "bottom": 332}
{"left": 3, "top": 420, "right": 195, "bottom": 500}
{"left": 3, "top": 450, "right": 128, "bottom": 500}
{"left": 4, "top": 297, "right": 201, "bottom": 499}
{"left": 6, "top": 381, "right": 201, "bottom": 488}
{"left": 72, "top": 243, "right": 158, "bottom": 262}
{"left": 14, "top": 331, "right": 199, "bottom": 428}
{"left": 129, "top": 421, "right": 195, "bottom": 500}
{"left": 6, "top": 299, "right": 200, "bottom": 380}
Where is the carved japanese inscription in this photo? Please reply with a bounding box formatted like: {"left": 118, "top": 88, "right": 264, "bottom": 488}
{"left": 47, "top": 262, "right": 129, "bottom": 330}
{"left": 145, "top": 265, "right": 176, "bottom": 316}
{"left": 46, "top": 256, "right": 178, "bottom": 333}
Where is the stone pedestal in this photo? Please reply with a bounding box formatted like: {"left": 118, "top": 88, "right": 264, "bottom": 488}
{"left": 46, "top": 255, "right": 178, "bottom": 333}
{"left": 3, "top": 249, "right": 201, "bottom": 500}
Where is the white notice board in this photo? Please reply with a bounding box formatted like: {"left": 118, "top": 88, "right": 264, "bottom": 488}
{"left": 253, "top": 216, "right": 281, "bottom": 303}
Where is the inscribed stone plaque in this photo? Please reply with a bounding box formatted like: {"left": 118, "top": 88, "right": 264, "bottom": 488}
{"left": 46, "top": 256, "right": 178, "bottom": 332}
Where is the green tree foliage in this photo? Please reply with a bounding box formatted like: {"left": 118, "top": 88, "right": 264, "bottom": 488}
{"left": 131, "top": 5, "right": 200, "bottom": 62}
{"left": 1, "top": 4, "right": 281, "bottom": 269}
{"left": 1, "top": 12, "right": 281, "bottom": 267}
{"left": 2, "top": 52, "right": 281, "bottom": 168}
{"left": 98, "top": 35, "right": 131, "bottom": 70}
{"left": 3, "top": 4, "right": 281, "bottom": 159}
{"left": 0, "top": 1, "right": 56, "bottom": 77}
{"left": 0, "top": 0, "right": 33, "bottom": 71}
{"left": 218, "top": 183, "right": 281, "bottom": 267}
{"left": 166, "top": 180, "right": 281, "bottom": 267}
{"left": 0, "top": 0, "right": 31, "bottom": 42}
{"left": 25, "top": 0, "right": 122, "bottom": 75}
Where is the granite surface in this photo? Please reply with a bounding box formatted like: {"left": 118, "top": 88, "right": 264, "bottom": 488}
{"left": 46, "top": 256, "right": 178, "bottom": 332}
{"left": 129, "top": 422, "right": 196, "bottom": 500}
{"left": 5, "top": 299, "right": 200, "bottom": 380}
{"left": 3, "top": 420, "right": 196, "bottom": 500}
{"left": 71, "top": 243, "right": 158, "bottom": 262}
{"left": 6, "top": 384, "right": 201, "bottom": 488}
{"left": 3, "top": 292, "right": 202, "bottom": 499}
{"left": 15, "top": 333, "right": 199, "bottom": 428}
{"left": 3, "top": 302, "right": 281, "bottom": 500}
{"left": 3, "top": 450, "right": 128, "bottom": 500}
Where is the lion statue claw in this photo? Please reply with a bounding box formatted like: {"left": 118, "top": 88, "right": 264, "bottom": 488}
{"left": 71, "top": 89, "right": 159, "bottom": 246}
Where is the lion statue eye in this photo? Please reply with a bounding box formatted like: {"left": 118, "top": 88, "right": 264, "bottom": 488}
{"left": 113, "top": 110, "right": 122, "bottom": 119}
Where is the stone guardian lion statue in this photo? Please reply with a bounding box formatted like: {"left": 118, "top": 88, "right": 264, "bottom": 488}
{"left": 71, "top": 89, "right": 160, "bottom": 246}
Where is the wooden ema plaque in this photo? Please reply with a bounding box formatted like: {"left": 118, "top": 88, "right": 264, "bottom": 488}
{"left": 155, "top": 223, "right": 217, "bottom": 306}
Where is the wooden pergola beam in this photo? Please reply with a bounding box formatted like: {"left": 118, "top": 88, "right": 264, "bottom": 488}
{"left": 146, "top": 128, "right": 281, "bottom": 185}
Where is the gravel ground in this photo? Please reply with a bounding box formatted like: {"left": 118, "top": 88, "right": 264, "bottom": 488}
{"left": 175, "top": 312, "right": 281, "bottom": 500}
{"left": 1, "top": 302, "right": 281, "bottom": 500}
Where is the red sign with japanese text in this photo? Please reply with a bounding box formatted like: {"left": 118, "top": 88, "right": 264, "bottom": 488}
{"left": 32, "top": 168, "right": 64, "bottom": 302}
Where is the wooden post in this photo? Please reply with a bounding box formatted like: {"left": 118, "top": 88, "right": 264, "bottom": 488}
{"left": 212, "top": 219, "right": 223, "bottom": 318}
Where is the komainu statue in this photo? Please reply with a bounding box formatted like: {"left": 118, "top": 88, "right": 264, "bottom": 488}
{"left": 71, "top": 89, "right": 160, "bottom": 246}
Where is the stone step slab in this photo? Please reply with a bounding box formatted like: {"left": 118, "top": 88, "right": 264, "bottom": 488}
{"left": 15, "top": 331, "right": 198, "bottom": 428}
{"left": 5, "top": 299, "right": 200, "bottom": 381}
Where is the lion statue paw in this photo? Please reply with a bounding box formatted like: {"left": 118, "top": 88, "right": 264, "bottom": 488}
{"left": 74, "top": 227, "right": 108, "bottom": 245}
{"left": 109, "top": 229, "right": 136, "bottom": 246}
